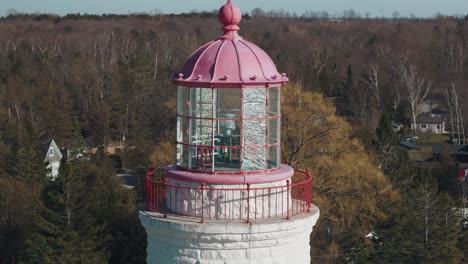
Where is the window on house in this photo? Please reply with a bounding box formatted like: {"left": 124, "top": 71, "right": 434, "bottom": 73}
{"left": 421, "top": 124, "right": 427, "bottom": 129}
{"left": 49, "top": 148, "right": 54, "bottom": 156}
{"left": 437, "top": 125, "right": 440, "bottom": 129}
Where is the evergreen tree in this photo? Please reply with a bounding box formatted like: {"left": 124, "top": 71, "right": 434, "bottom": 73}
{"left": 22, "top": 158, "right": 147, "bottom": 263}
{"left": 376, "top": 108, "right": 399, "bottom": 146}
{"left": 341, "top": 108, "right": 465, "bottom": 264}
{"left": 15, "top": 122, "right": 48, "bottom": 183}
{"left": 0, "top": 177, "right": 40, "bottom": 263}
{"left": 371, "top": 169, "right": 462, "bottom": 264}
{"left": 0, "top": 120, "right": 19, "bottom": 177}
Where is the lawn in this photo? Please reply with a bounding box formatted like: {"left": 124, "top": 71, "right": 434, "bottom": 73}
{"left": 417, "top": 133, "right": 450, "bottom": 145}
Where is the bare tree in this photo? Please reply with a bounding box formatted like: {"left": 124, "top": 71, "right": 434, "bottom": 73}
{"left": 447, "top": 41, "right": 465, "bottom": 80}
{"left": 399, "top": 63, "right": 432, "bottom": 135}
{"left": 93, "top": 71, "right": 112, "bottom": 103}
{"left": 309, "top": 45, "right": 330, "bottom": 77}
{"left": 420, "top": 180, "right": 438, "bottom": 257}
{"left": 462, "top": 180, "right": 467, "bottom": 227}
{"left": 444, "top": 83, "right": 465, "bottom": 144}
{"left": 349, "top": 82, "right": 372, "bottom": 126}
{"left": 366, "top": 65, "right": 382, "bottom": 110}
{"left": 443, "top": 87, "right": 456, "bottom": 140}
{"left": 153, "top": 52, "right": 159, "bottom": 80}
{"left": 379, "top": 46, "right": 404, "bottom": 111}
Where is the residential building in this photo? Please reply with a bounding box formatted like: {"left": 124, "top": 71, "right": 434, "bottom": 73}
{"left": 42, "top": 139, "right": 63, "bottom": 179}
{"left": 411, "top": 113, "right": 447, "bottom": 134}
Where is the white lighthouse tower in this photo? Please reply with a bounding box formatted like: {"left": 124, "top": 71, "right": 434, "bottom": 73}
{"left": 139, "top": 1, "right": 320, "bottom": 263}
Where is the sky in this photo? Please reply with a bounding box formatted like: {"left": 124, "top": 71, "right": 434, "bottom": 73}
{"left": 1, "top": 0, "right": 467, "bottom": 18}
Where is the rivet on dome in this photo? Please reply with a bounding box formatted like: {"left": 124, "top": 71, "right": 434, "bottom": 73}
{"left": 196, "top": 75, "right": 203, "bottom": 80}
{"left": 271, "top": 75, "right": 278, "bottom": 80}
{"left": 178, "top": 73, "right": 184, "bottom": 79}
{"left": 250, "top": 75, "right": 257, "bottom": 80}
{"left": 281, "top": 73, "right": 288, "bottom": 78}
{"left": 222, "top": 75, "right": 230, "bottom": 80}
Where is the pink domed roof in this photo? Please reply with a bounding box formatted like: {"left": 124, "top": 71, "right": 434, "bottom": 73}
{"left": 173, "top": 0, "right": 288, "bottom": 88}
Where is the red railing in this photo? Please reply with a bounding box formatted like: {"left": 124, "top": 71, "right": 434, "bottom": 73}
{"left": 145, "top": 168, "right": 312, "bottom": 223}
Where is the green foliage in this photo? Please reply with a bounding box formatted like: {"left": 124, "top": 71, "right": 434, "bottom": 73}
{"left": 374, "top": 174, "right": 462, "bottom": 263}
{"left": 432, "top": 156, "right": 460, "bottom": 196}
{"left": 376, "top": 108, "right": 399, "bottom": 144}
{"left": 341, "top": 167, "right": 464, "bottom": 263}
{"left": 21, "top": 159, "right": 146, "bottom": 263}
{"left": 0, "top": 178, "right": 40, "bottom": 263}
{"left": 395, "top": 101, "right": 411, "bottom": 125}
{"left": 15, "top": 123, "right": 48, "bottom": 183}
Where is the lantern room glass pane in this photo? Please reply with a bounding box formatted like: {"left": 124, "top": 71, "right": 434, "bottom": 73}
{"left": 177, "top": 143, "right": 189, "bottom": 168}
{"left": 243, "top": 88, "right": 267, "bottom": 118}
{"left": 177, "top": 87, "right": 284, "bottom": 173}
{"left": 213, "top": 146, "right": 241, "bottom": 172}
{"left": 177, "top": 117, "right": 189, "bottom": 144}
{"left": 268, "top": 118, "right": 280, "bottom": 144}
{"left": 267, "top": 145, "right": 280, "bottom": 169}
{"left": 217, "top": 88, "right": 241, "bottom": 118}
{"left": 177, "top": 86, "right": 189, "bottom": 116}
{"left": 215, "top": 119, "right": 240, "bottom": 137}
{"left": 188, "top": 145, "right": 198, "bottom": 169}
{"left": 190, "top": 118, "right": 213, "bottom": 146}
{"left": 190, "top": 88, "right": 213, "bottom": 118}
{"left": 268, "top": 86, "right": 280, "bottom": 116}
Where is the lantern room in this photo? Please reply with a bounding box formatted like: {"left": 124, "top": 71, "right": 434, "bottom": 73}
{"left": 174, "top": 0, "right": 288, "bottom": 174}
{"left": 141, "top": 2, "right": 319, "bottom": 263}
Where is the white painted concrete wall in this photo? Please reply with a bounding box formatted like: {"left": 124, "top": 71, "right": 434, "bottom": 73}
{"left": 47, "top": 161, "right": 60, "bottom": 179}
{"left": 139, "top": 205, "right": 319, "bottom": 264}
{"left": 411, "top": 122, "right": 446, "bottom": 134}
{"left": 166, "top": 178, "right": 292, "bottom": 220}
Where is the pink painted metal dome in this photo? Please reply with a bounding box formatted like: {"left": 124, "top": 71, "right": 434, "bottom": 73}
{"left": 173, "top": 0, "right": 288, "bottom": 88}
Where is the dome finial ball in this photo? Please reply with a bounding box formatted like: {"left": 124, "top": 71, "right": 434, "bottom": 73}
{"left": 218, "top": 0, "right": 242, "bottom": 34}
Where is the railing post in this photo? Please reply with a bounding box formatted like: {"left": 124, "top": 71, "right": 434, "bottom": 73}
{"left": 286, "top": 179, "right": 290, "bottom": 220}
{"left": 146, "top": 168, "right": 155, "bottom": 211}
{"left": 246, "top": 183, "right": 251, "bottom": 224}
{"left": 163, "top": 178, "right": 168, "bottom": 218}
{"left": 146, "top": 171, "right": 150, "bottom": 211}
{"left": 201, "top": 182, "right": 205, "bottom": 224}
{"left": 306, "top": 168, "right": 311, "bottom": 212}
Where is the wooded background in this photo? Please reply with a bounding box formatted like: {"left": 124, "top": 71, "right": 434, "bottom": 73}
{"left": 0, "top": 11, "right": 467, "bottom": 263}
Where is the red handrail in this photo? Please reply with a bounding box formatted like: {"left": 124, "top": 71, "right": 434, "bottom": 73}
{"left": 145, "top": 168, "right": 312, "bottom": 223}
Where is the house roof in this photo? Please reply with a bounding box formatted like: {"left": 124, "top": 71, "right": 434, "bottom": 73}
{"left": 416, "top": 114, "right": 445, "bottom": 124}
{"left": 42, "top": 139, "right": 63, "bottom": 162}
{"left": 432, "top": 144, "right": 468, "bottom": 156}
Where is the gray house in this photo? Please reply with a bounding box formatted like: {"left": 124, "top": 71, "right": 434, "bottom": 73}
{"left": 42, "top": 139, "right": 63, "bottom": 179}
{"left": 432, "top": 144, "right": 468, "bottom": 163}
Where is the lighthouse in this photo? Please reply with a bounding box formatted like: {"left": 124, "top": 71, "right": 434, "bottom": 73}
{"left": 139, "top": 1, "right": 320, "bottom": 263}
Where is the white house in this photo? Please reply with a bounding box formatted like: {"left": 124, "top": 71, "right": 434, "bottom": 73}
{"left": 43, "top": 139, "right": 63, "bottom": 179}
{"left": 411, "top": 113, "right": 447, "bottom": 134}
